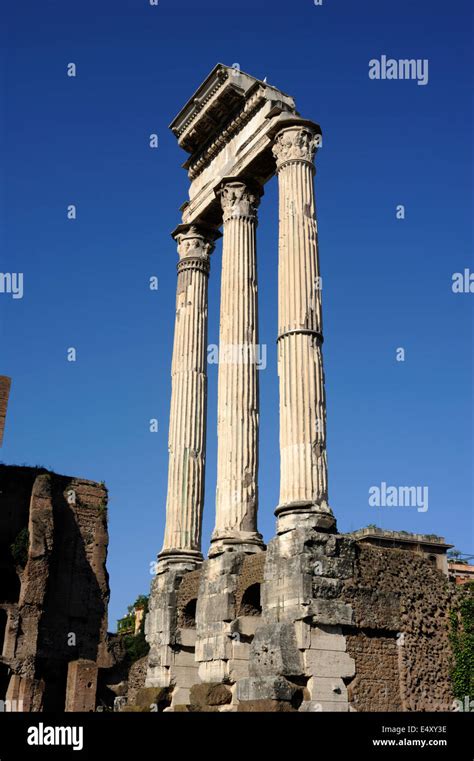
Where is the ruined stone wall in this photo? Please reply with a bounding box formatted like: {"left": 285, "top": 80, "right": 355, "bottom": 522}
{"left": 345, "top": 632, "right": 402, "bottom": 711}
{"left": 343, "top": 544, "right": 454, "bottom": 712}
{"left": 0, "top": 466, "right": 43, "bottom": 604}
{"left": 126, "top": 655, "right": 148, "bottom": 705}
{"left": 235, "top": 553, "right": 265, "bottom": 614}
{"left": 144, "top": 530, "right": 458, "bottom": 713}
{"left": 0, "top": 466, "right": 110, "bottom": 711}
{"left": 177, "top": 569, "right": 201, "bottom": 628}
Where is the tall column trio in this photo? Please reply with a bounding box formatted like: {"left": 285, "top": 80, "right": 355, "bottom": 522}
{"left": 159, "top": 123, "right": 333, "bottom": 568}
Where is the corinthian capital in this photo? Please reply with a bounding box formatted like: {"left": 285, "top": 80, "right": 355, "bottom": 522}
{"left": 216, "top": 179, "right": 262, "bottom": 223}
{"left": 272, "top": 126, "right": 321, "bottom": 169}
{"left": 173, "top": 224, "right": 220, "bottom": 273}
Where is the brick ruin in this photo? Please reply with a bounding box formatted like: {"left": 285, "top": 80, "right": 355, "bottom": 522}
{"left": 141, "top": 528, "right": 459, "bottom": 712}
{"left": 0, "top": 465, "right": 110, "bottom": 711}
{"left": 0, "top": 462, "right": 462, "bottom": 714}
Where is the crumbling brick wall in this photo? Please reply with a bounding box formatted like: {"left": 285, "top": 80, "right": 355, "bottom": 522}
{"left": 343, "top": 544, "right": 454, "bottom": 711}
{"left": 235, "top": 553, "right": 265, "bottom": 614}
{"left": 126, "top": 655, "right": 149, "bottom": 705}
{"left": 177, "top": 569, "right": 201, "bottom": 628}
{"left": 345, "top": 632, "right": 402, "bottom": 711}
{"left": 0, "top": 466, "right": 110, "bottom": 711}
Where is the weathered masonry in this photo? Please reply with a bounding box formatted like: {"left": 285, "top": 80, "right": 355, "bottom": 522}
{"left": 144, "top": 65, "right": 457, "bottom": 712}
{"left": 0, "top": 466, "right": 110, "bottom": 711}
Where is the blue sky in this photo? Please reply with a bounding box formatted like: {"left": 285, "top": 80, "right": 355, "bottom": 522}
{"left": 1, "top": 0, "right": 472, "bottom": 626}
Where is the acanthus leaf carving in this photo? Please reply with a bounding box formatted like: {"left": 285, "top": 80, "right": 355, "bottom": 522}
{"left": 218, "top": 181, "right": 261, "bottom": 223}
{"left": 272, "top": 126, "right": 320, "bottom": 168}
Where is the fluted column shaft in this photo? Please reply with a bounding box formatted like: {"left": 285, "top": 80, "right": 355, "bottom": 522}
{"left": 272, "top": 125, "right": 335, "bottom": 531}
{"left": 159, "top": 224, "right": 218, "bottom": 567}
{"left": 210, "top": 179, "right": 264, "bottom": 555}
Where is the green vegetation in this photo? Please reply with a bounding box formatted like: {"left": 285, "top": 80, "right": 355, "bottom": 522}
{"left": 10, "top": 527, "right": 29, "bottom": 567}
{"left": 449, "top": 583, "right": 474, "bottom": 701}
{"left": 448, "top": 549, "right": 468, "bottom": 565}
{"left": 127, "top": 594, "right": 148, "bottom": 614}
{"left": 121, "top": 594, "right": 150, "bottom": 663}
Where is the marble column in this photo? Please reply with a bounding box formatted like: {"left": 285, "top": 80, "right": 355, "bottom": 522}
{"left": 210, "top": 179, "right": 265, "bottom": 556}
{"left": 158, "top": 223, "right": 219, "bottom": 568}
{"left": 272, "top": 125, "right": 335, "bottom": 532}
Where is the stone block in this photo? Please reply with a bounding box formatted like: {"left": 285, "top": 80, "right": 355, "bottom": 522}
{"left": 304, "top": 650, "right": 355, "bottom": 678}
{"left": 236, "top": 676, "right": 297, "bottom": 702}
{"left": 307, "top": 599, "right": 353, "bottom": 626}
{"left": 170, "top": 687, "right": 190, "bottom": 706}
{"left": 161, "top": 644, "right": 174, "bottom": 666}
{"left": 250, "top": 623, "right": 302, "bottom": 677}
{"left": 198, "top": 660, "right": 228, "bottom": 683}
{"left": 190, "top": 683, "right": 232, "bottom": 706}
{"left": 294, "top": 620, "right": 311, "bottom": 649}
{"left": 307, "top": 676, "right": 347, "bottom": 702}
{"left": 309, "top": 625, "right": 346, "bottom": 651}
{"left": 135, "top": 687, "right": 169, "bottom": 710}
{"left": 177, "top": 628, "right": 197, "bottom": 647}
{"left": 65, "top": 660, "right": 98, "bottom": 712}
{"left": 311, "top": 556, "right": 354, "bottom": 579}
{"left": 171, "top": 665, "right": 199, "bottom": 689}
{"left": 232, "top": 640, "right": 250, "bottom": 660}
{"left": 228, "top": 659, "right": 249, "bottom": 683}
{"left": 277, "top": 511, "right": 335, "bottom": 534}
{"left": 145, "top": 666, "right": 171, "bottom": 688}
{"left": 171, "top": 648, "right": 197, "bottom": 667}
{"left": 196, "top": 620, "right": 232, "bottom": 636}
{"left": 195, "top": 634, "right": 231, "bottom": 662}
{"left": 197, "top": 592, "right": 235, "bottom": 623}
{"left": 232, "top": 616, "right": 261, "bottom": 637}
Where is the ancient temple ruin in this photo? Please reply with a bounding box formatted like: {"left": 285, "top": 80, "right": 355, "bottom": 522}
{"left": 144, "top": 65, "right": 456, "bottom": 712}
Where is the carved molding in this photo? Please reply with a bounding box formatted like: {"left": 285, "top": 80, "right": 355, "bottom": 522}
{"left": 217, "top": 181, "right": 261, "bottom": 223}
{"left": 272, "top": 126, "right": 319, "bottom": 169}
{"left": 177, "top": 257, "right": 210, "bottom": 276}
{"left": 187, "top": 88, "right": 267, "bottom": 181}
{"left": 175, "top": 68, "right": 229, "bottom": 141}
{"left": 175, "top": 225, "right": 217, "bottom": 269}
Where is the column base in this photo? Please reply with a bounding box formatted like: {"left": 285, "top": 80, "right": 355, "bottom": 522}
{"left": 156, "top": 548, "right": 203, "bottom": 573}
{"left": 275, "top": 501, "right": 336, "bottom": 534}
{"left": 208, "top": 531, "right": 265, "bottom": 558}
